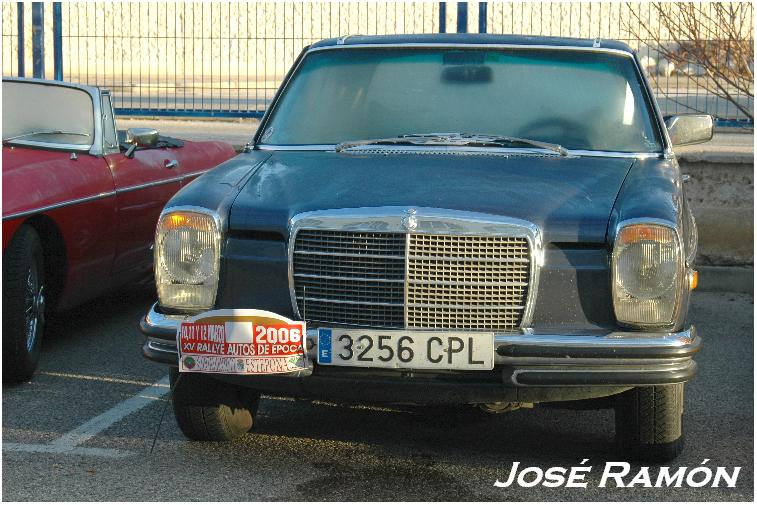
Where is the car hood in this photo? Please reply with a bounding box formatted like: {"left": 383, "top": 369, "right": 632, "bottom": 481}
{"left": 228, "top": 150, "right": 636, "bottom": 243}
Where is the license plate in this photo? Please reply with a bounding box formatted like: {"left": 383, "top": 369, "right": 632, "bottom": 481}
{"left": 317, "top": 329, "right": 494, "bottom": 370}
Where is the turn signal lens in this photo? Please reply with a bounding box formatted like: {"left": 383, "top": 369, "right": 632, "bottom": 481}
{"left": 612, "top": 223, "right": 682, "bottom": 327}
{"left": 690, "top": 270, "right": 698, "bottom": 290}
{"left": 155, "top": 209, "right": 220, "bottom": 311}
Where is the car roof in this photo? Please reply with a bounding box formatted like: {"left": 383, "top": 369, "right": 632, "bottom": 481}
{"left": 309, "top": 33, "right": 635, "bottom": 54}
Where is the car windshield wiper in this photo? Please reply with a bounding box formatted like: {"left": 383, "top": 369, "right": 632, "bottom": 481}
{"left": 334, "top": 136, "right": 428, "bottom": 152}
{"left": 335, "top": 133, "right": 489, "bottom": 152}
{"left": 335, "top": 133, "right": 568, "bottom": 156}
{"left": 406, "top": 133, "right": 569, "bottom": 156}
{"left": 3, "top": 130, "right": 91, "bottom": 142}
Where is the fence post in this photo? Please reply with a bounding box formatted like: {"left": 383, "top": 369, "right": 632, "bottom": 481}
{"left": 478, "top": 2, "right": 487, "bottom": 33}
{"left": 439, "top": 2, "right": 446, "bottom": 33}
{"left": 16, "top": 2, "right": 24, "bottom": 77}
{"left": 31, "top": 2, "right": 44, "bottom": 78}
{"left": 53, "top": 2, "right": 62, "bottom": 80}
{"left": 456, "top": 2, "right": 468, "bottom": 33}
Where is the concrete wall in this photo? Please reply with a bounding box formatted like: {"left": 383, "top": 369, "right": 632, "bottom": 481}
{"left": 679, "top": 154, "right": 753, "bottom": 266}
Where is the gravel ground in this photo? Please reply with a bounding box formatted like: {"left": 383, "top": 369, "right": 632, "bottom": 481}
{"left": 2, "top": 289, "right": 753, "bottom": 501}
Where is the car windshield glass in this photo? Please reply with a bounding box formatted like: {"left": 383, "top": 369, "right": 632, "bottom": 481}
{"left": 2, "top": 81, "right": 95, "bottom": 147}
{"left": 261, "top": 47, "right": 662, "bottom": 153}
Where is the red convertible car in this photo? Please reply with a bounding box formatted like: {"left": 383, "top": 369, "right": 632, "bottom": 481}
{"left": 2, "top": 78, "right": 236, "bottom": 382}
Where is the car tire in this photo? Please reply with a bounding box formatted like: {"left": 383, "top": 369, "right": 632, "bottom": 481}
{"left": 614, "top": 384, "right": 685, "bottom": 462}
{"left": 170, "top": 369, "right": 261, "bottom": 441}
{"left": 2, "top": 225, "right": 46, "bottom": 383}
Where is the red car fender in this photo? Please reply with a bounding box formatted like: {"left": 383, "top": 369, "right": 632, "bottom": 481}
{"left": 2, "top": 145, "right": 118, "bottom": 309}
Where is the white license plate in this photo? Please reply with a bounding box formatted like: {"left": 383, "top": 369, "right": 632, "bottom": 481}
{"left": 317, "top": 329, "right": 494, "bottom": 370}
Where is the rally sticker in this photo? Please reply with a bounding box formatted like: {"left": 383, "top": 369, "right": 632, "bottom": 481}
{"left": 177, "top": 309, "right": 308, "bottom": 375}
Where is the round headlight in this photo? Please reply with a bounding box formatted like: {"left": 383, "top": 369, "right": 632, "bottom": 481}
{"left": 612, "top": 223, "right": 682, "bottom": 327}
{"left": 155, "top": 209, "right": 221, "bottom": 311}
{"left": 161, "top": 227, "right": 217, "bottom": 284}
{"left": 616, "top": 239, "right": 679, "bottom": 299}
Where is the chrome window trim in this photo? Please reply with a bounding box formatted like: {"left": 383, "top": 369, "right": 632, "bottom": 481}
{"left": 3, "top": 77, "right": 106, "bottom": 157}
{"left": 2, "top": 191, "right": 116, "bottom": 221}
{"left": 116, "top": 175, "right": 185, "bottom": 194}
{"left": 115, "top": 169, "right": 208, "bottom": 195}
{"left": 306, "top": 42, "right": 637, "bottom": 58}
{"left": 4, "top": 140, "right": 92, "bottom": 152}
{"left": 257, "top": 143, "right": 663, "bottom": 159}
{"left": 100, "top": 91, "right": 120, "bottom": 155}
{"left": 631, "top": 52, "right": 674, "bottom": 154}
{"left": 611, "top": 217, "right": 686, "bottom": 331}
{"left": 567, "top": 150, "right": 661, "bottom": 159}
{"left": 2, "top": 171, "right": 208, "bottom": 221}
{"left": 257, "top": 144, "right": 339, "bottom": 151}
{"left": 287, "top": 207, "right": 543, "bottom": 330}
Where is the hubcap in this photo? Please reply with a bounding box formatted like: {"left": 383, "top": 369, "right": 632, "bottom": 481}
{"left": 24, "top": 265, "right": 44, "bottom": 352}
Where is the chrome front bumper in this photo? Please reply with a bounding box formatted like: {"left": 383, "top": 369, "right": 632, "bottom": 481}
{"left": 140, "top": 303, "right": 702, "bottom": 387}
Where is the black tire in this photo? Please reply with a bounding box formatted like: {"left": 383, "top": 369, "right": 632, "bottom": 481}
{"left": 614, "top": 384, "right": 685, "bottom": 462}
{"left": 2, "top": 225, "right": 46, "bottom": 383}
{"left": 169, "top": 369, "right": 261, "bottom": 441}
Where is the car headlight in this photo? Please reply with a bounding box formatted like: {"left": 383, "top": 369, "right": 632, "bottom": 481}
{"left": 155, "top": 208, "right": 221, "bottom": 311}
{"left": 611, "top": 223, "right": 683, "bottom": 328}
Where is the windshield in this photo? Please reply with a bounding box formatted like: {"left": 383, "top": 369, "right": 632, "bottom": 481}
{"left": 2, "top": 81, "right": 94, "bottom": 147}
{"left": 261, "top": 47, "right": 662, "bottom": 153}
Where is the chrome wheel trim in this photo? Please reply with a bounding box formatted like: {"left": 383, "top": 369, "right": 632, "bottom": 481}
{"left": 24, "top": 263, "right": 44, "bottom": 353}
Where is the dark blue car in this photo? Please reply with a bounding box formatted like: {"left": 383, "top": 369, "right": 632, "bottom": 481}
{"left": 140, "top": 34, "right": 712, "bottom": 461}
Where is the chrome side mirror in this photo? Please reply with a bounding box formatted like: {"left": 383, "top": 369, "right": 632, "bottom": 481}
{"left": 665, "top": 114, "right": 713, "bottom": 146}
{"left": 125, "top": 127, "right": 159, "bottom": 147}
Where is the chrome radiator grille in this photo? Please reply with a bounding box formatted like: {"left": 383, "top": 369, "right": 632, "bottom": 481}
{"left": 293, "top": 231, "right": 406, "bottom": 327}
{"left": 292, "top": 230, "right": 532, "bottom": 330}
{"left": 407, "top": 235, "right": 530, "bottom": 330}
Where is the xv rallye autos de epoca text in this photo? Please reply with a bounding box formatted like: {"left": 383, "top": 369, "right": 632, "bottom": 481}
{"left": 140, "top": 34, "right": 711, "bottom": 460}
{"left": 178, "top": 310, "right": 308, "bottom": 375}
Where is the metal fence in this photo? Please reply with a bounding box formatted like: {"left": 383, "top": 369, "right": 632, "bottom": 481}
{"left": 2, "top": 1, "right": 753, "bottom": 125}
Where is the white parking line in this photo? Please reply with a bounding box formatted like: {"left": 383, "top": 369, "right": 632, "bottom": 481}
{"left": 3, "top": 443, "right": 131, "bottom": 459}
{"left": 3, "top": 375, "right": 170, "bottom": 459}
{"left": 37, "top": 371, "right": 160, "bottom": 387}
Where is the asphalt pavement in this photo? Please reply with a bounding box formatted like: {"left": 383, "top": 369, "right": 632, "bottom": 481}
{"left": 2, "top": 289, "right": 753, "bottom": 501}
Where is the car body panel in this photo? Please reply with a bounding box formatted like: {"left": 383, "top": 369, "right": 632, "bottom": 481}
{"left": 2, "top": 146, "right": 118, "bottom": 308}
{"left": 227, "top": 151, "right": 636, "bottom": 244}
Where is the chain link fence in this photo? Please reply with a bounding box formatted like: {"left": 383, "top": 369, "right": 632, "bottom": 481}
{"left": 2, "top": 1, "right": 753, "bottom": 123}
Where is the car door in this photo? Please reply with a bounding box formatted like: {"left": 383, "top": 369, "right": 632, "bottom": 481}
{"left": 169, "top": 139, "right": 233, "bottom": 188}
{"left": 106, "top": 144, "right": 184, "bottom": 280}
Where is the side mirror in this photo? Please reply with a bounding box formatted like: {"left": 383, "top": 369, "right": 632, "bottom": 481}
{"left": 125, "top": 128, "right": 159, "bottom": 147}
{"left": 665, "top": 114, "right": 713, "bottom": 146}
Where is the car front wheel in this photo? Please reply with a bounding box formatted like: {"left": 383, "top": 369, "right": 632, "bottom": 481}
{"left": 170, "top": 369, "right": 261, "bottom": 441}
{"left": 614, "top": 383, "right": 685, "bottom": 462}
{"left": 2, "top": 225, "right": 46, "bottom": 383}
